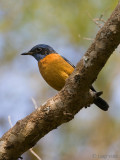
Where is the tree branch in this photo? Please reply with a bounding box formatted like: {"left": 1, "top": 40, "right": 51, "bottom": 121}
{"left": 0, "top": 1, "right": 120, "bottom": 160}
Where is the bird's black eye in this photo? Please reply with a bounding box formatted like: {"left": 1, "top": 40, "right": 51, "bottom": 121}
{"left": 36, "top": 48, "right": 42, "bottom": 52}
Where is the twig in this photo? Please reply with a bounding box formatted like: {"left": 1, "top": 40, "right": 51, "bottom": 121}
{"left": 87, "top": 12, "right": 106, "bottom": 28}
{"left": 83, "top": 37, "right": 94, "bottom": 41}
{"left": 29, "top": 148, "right": 42, "bottom": 160}
{"left": 31, "top": 97, "right": 38, "bottom": 109}
{"left": 93, "top": 18, "right": 106, "bottom": 23}
{"left": 8, "top": 115, "right": 13, "bottom": 128}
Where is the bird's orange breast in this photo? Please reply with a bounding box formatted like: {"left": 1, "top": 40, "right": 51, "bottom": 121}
{"left": 38, "top": 53, "right": 74, "bottom": 90}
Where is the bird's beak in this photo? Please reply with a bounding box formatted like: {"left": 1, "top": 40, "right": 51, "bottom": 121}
{"left": 21, "top": 52, "right": 33, "bottom": 55}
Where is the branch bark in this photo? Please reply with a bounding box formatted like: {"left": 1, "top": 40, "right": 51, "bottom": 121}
{"left": 0, "top": 2, "right": 120, "bottom": 160}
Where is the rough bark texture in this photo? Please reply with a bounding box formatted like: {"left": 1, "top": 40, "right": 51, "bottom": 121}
{"left": 0, "top": 2, "right": 120, "bottom": 160}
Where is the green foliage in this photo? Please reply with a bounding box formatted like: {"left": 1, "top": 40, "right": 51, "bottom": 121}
{"left": 0, "top": 0, "right": 118, "bottom": 49}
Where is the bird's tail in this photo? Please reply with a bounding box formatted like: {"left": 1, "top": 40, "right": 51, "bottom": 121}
{"left": 94, "top": 97, "right": 109, "bottom": 111}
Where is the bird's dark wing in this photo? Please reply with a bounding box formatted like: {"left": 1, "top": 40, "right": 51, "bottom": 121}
{"left": 62, "top": 56, "right": 75, "bottom": 68}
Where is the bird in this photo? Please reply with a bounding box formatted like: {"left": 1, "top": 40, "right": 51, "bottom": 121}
{"left": 21, "top": 44, "right": 109, "bottom": 111}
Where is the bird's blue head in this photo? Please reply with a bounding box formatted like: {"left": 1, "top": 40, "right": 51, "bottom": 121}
{"left": 21, "top": 44, "right": 56, "bottom": 61}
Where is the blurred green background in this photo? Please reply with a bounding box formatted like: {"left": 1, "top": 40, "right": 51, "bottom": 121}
{"left": 0, "top": 0, "right": 120, "bottom": 160}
